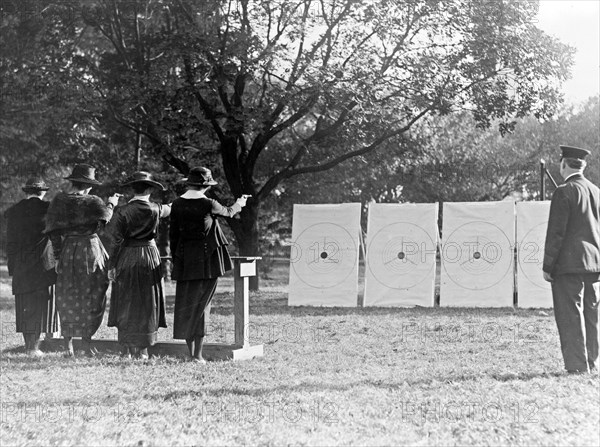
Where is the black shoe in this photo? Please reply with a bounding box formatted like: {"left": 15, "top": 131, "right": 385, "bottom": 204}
{"left": 82, "top": 338, "right": 99, "bottom": 357}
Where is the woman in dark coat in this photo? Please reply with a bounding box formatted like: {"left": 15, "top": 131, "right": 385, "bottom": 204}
{"left": 44, "top": 164, "right": 119, "bottom": 357}
{"left": 107, "top": 172, "right": 171, "bottom": 359}
{"left": 170, "top": 167, "right": 248, "bottom": 362}
{"left": 5, "top": 178, "right": 58, "bottom": 356}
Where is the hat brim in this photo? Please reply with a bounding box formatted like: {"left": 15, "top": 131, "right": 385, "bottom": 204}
{"left": 22, "top": 186, "right": 49, "bottom": 192}
{"left": 121, "top": 179, "right": 166, "bottom": 191}
{"left": 184, "top": 179, "right": 218, "bottom": 186}
{"left": 559, "top": 145, "right": 591, "bottom": 159}
{"left": 64, "top": 176, "right": 102, "bottom": 186}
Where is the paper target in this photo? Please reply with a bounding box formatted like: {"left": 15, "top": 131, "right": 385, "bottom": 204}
{"left": 364, "top": 204, "right": 438, "bottom": 307}
{"left": 288, "top": 204, "right": 361, "bottom": 307}
{"left": 442, "top": 222, "right": 512, "bottom": 290}
{"left": 440, "top": 202, "right": 515, "bottom": 307}
{"left": 516, "top": 202, "right": 552, "bottom": 308}
{"left": 291, "top": 222, "right": 357, "bottom": 289}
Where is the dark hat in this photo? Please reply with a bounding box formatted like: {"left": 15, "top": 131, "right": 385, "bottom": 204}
{"left": 64, "top": 164, "right": 102, "bottom": 185}
{"left": 184, "top": 167, "right": 218, "bottom": 186}
{"left": 22, "top": 177, "right": 49, "bottom": 192}
{"left": 560, "top": 145, "right": 591, "bottom": 160}
{"left": 121, "top": 171, "right": 166, "bottom": 191}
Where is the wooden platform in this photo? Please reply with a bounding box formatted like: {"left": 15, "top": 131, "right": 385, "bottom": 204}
{"left": 39, "top": 257, "right": 264, "bottom": 362}
{"left": 40, "top": 338, "right": 264, "bottom": 361}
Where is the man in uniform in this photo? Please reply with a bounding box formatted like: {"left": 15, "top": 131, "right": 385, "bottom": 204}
{"left": 543, "top": 145, "right": 600, "bottom": 374}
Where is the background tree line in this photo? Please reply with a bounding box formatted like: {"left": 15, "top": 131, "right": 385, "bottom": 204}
{"left": 2, "top": 0, "right": 595, "bottom": 287}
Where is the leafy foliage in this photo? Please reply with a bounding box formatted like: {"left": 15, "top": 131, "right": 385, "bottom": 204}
{"left": 1, "top": 0, "right": 575, "bottom": 275}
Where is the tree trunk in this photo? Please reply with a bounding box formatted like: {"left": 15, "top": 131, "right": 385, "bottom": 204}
{"left": 230, "top": 199, "right": 261, "bottom": 291}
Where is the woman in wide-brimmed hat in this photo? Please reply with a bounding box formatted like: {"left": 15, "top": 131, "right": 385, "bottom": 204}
{"left": 106, "top": 171, "right": 171, "bottom": 359}
{"left": 44, "top": 164, "right": 120, "bottom": 357}
{"left": 5, "top": 178, "right": 58, "bottom": 356}
{"left": 169, "top": 167, "right": 248, "bottom": 362}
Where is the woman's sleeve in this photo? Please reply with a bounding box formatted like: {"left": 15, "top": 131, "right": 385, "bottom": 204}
{"left": 160, "top": 203, "right": 172, "bottom": 218}
{"left": 169, "top": 205, "right": 180, "bottom": 258}
{"left": 106, "top": 207, "right": 126, "bottom": 270}
{"left": 103, "top": 201, "right": 115, "bottom": 222}
{"left": 49, "top": 231, "right": 63, "bottom": 260}
{"left": 43, "top": 197, "right": 64, "bottom": 259}
{"left": 5, "top": 209, "right": 16, "bottom": 275}
{"left": 210, "top": 199, "right": 242, "bottom": 218}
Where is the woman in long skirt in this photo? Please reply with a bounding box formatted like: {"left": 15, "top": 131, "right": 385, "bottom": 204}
{"left": 107, "top": 171, "right": 170, "bottom": 359}
{"left": 45, "top": 164, "right": 119, "bottom": 357}
{"left": 5, "top": 178, "right": 58, "bottom": 356}
{"left": 170, "top": 167, "right": 247, "bottom": 362}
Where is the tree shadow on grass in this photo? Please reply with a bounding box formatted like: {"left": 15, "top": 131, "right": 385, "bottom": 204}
{"left": 203, "top": 302, "right": 549, "bottom": 320}
{"left": 164, "top": 291, "right": 553, "bottom": 318}
{"left": 0, "top": 351, "right": 109, "bottom": 369}
{"left": 153, "top": 370, "right": 568, "bottom": 402}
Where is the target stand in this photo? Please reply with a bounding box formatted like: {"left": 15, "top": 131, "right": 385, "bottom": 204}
{"left": 41, "top": 256, "right": 264, "bottom": 361}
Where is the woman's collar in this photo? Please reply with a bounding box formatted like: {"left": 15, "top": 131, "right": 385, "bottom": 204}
{"left": 129, "top": 195, "right": 151, "bottom": 202}
{"left": 180, "top": 190, "right": 206, "bottom": 199}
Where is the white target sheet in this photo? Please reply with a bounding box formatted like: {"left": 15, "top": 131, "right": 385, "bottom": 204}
{"left": 440, "top": 201, "right": 515, "bottom": 307}
{"left": 516, "top": 201, "right": 552, "bottom": 308}
{"left": 288, "top": 203, "right": 361, "bottom": 306}
{"left": 364, "top": 203, "right": 438, "bottom": 307}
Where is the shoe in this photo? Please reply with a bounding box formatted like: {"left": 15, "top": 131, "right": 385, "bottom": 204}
{"left": 138, "top": 348, "right": 149, "bottom": 360}
{"left": 64, "top": 337, "right": 74, "bottom": 357}
{"left": 27, "top": 349, "right": 44, "bottom": 358}
{"left": 191, "top": 356, "right": 206, "bottom": 364}
{"left": 85, "top": 347, "right": 99, "bottom": 358}
{"left": 82, "top": 338, "right": 99, "bottom": 357}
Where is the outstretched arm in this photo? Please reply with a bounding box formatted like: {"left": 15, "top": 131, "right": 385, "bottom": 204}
{"left": 209, "top": 196, "right": 247, "bottom": 218}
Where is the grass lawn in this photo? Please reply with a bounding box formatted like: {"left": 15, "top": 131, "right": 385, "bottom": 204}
{"left": 1, "top": 262, "right": 599, "bottom": 446}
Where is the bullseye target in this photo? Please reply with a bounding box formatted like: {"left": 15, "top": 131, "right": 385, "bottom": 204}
{"left": 288, "top": 204, "right": 361, "bottom": 307}
{"left": 364, "top": 204, "right": 438, "bottom": 307}
{"left": 440, "top": 202, "right": 515, "bottom": 307}
{"left": 442, "top": 222, "right": 512, "bottom": 290}
{"left": 291, "top": 222, "right": 357, "bottom": 289}
{"left": 516, "top": 201, "right": 552, "bottom": 308}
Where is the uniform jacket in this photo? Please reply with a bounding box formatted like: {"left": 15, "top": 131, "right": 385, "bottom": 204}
{"left": 169, "top": 197, "right": 241, "bottom": 280}
{"left": 5, "top": 198, "right": 56, "bottom": 294}
{"left": 543, "top": 173, "right": 600, "bottom": 275}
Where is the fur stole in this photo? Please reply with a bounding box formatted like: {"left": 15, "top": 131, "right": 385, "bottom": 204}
{"left": 44, "top": 192, "right": 111, "bottom": 232}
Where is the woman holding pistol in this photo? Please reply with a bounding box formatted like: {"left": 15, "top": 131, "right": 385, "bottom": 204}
{"left": 169, "top": 167, "right": 247, "bottom": 362}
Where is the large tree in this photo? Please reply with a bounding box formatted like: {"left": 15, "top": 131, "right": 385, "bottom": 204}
{"left": 2, "top": 0, "right": 574, "bottom": 285}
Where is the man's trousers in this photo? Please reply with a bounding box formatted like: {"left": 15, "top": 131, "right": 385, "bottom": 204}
{"left": 552, "top": 273, "right": 600, "bottom": 372}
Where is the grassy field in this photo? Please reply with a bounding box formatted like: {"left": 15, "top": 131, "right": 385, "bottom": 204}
{"left": 1, "top": 262, "right": 599, "bottom": 446}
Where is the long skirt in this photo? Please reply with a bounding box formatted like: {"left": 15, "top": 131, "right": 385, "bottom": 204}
{"left": 108, "top": 241, "right": 167, "bottom": 348}
{"left": 15, "top": 286, "right": 59, "bottom": 334}
{"left": 56, "top": 234, "right": 109, "bottom": 338}
{"left": 173, "top": 279, "right": 218, "bottom": 339}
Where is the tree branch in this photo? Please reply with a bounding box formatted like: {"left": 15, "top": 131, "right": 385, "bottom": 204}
{"left": 182, "top": 55, "right": 225, "bottom": 142}
{"left": 258, "top": 106, "right": 431, "bottom": 198}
